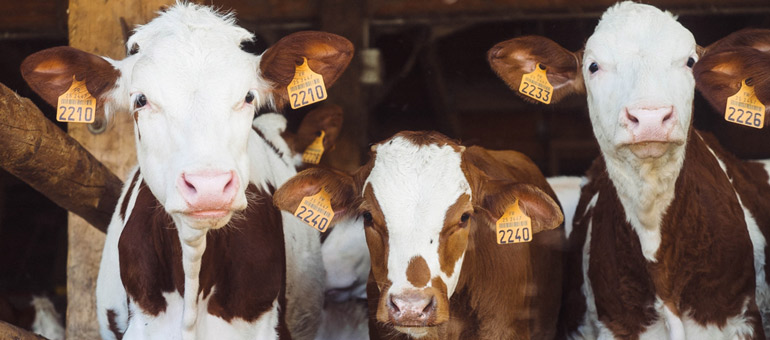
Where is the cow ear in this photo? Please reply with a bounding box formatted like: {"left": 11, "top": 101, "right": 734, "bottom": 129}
{"left": 475, "top": 181, "right": 563, "bottom": 234}
{"left": 260, "top": 31, "right": 354, "bottom": 108}
{"left": 274, "top": 167, "right": 359, "bottom": 225}
{"left": 488, "top": 35, "right": 584, "bottom": 104}
{"left": 21, "top": 46, "right": 121, "bottom": 110}
{"left": 695, "top": 29, "right": 770, "bottom": 116}
{"left": 288, "top": 104, "right": 344, "bottom": 156}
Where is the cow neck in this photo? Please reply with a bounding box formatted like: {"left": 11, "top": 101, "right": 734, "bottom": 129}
{"left": 601, "top": 129, "right": 688, "bottom": 261}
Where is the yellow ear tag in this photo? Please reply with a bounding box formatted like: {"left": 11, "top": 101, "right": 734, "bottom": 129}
{"left": 724, "top": 79, "right": 765, "bottom": 129}
{"left": 287, "top": 57, "right": 328, "bottom": 109}
{"left": 496, "top": 199, "right": 532, "bottom": 244}
{"left": 56, "top": 76, "right": 96, "bottom": 123}
{"left": 302, "top": 130, "right": 326, "bottom": 164}
{"left": 519, "top": 63, "right": 553, "bottom": 104}
{"left": 294, "top": 188, "right": 335, "bottom": 232}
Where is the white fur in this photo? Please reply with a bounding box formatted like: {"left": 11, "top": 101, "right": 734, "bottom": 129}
{"left": 95, "top": 4, "right": 324, "bottom": 338}
{"left": 365, "top": 136, "right": 471, "bottom": 299}
{"left": 546, "top": 176, "right": 584, "bottom": 237}
{"left": 314, "top": 300, "right": 369, "bottom": 340}
{"left": 322, "top": 216, "right": 369, "bottom": 301}
{"left": 583, "top": 1, "right": 697, "bottom": 262}
{"left": 571, "top": 193, "right": 599, "bottom": 340}
{"left": 29, "top": 296, "right": 64, "bottom": 340}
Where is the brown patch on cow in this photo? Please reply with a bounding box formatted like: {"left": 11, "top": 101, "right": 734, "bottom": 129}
{"left": 430, "top": 277, "right": 450, "bottom": 325}
{"left": 437, "top": 194, "right": 472, "bottom": 278}
{"left": 405, "top": 256, "right": 430, "bottom": 288}
{"left": 107, "top": 309, "right": 124, "bottom": 340}
{"left": 119, "top": 182, "right": 286, "bottom": 323}
{"left": 362, "top": 184, "right": 389, "bottom": 290}
{"left": 119, "top": 169, "right": 141, "bottom": 220}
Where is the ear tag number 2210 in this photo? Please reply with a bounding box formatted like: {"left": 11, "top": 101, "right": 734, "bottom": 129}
{"left": 57, "top": 76, "right": 96, "bottom": 123}
{"left": 294, "top": 188, "right": 335, "bottom": 233}
{"left": 724, "top": 79, "right": 765, "bottom": 129}
{"left": 519, "top": 63, "right": 553, "bottom": 104}
{"left": 496, "top": 199, "right": 532, "bottom": 245}
{"left": 287, "top": 57, "right": 328, "bottom": 109}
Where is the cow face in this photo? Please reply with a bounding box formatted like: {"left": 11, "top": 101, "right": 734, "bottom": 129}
{"left": 274, "top": 131, "right": 563, "bottom": 336}
{"left": 21, "top": 4, "right": 352, "bottom": 231}
{"left": 582, "top": 2, "right": 697, "bottom": 160}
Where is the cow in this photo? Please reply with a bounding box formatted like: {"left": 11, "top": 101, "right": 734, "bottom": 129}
{"left": 20, "top": 4, "right": 352, "bottom": 340}
{"left": 488, "top": 1, "right": 770, "bottom": 339}
{"left": 273, "top": 130, "right": 565, "bottom": 339}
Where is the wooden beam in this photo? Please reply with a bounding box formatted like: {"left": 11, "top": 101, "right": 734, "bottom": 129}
{"left": 65, "top": 0, "right": 173, "bottom": 338}
{"left": 0, "top": 320, "right": 47, "bottom": 340}
{"left": 0, "top": 82, "right": 121, "bottom": 233}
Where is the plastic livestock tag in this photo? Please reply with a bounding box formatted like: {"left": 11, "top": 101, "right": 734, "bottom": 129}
{"left": 302, "top": 130, "right": 326, "bottom": 164}
{"left": 294, "top": 188, "right": 335, "bottom": 232}
{"left": 57, "top": 76, "right": 96, "bottom": 123}
{"left": 496, "top": 199, "right": 532, "bottom": 244}
{"left": 288, "top": 57, "right": 327, "bottom": 109}
{"left": 519, "top": 63, "right": 553, "bottom": 104}
{"left": 724, "top": 79, "right": 765, "bottom": 129}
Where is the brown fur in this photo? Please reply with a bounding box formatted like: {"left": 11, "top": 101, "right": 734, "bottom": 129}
{"left": 118, "top": 175, "right": 289, "bottom": 336}
{"left": 274, "top": 131, "right": 565, "bottom": 340}
{"left": 405, "top": 256, "right": 430, "bottom": 288}
{"left": 563, "top": 129, "right": 767, "bottom": 339}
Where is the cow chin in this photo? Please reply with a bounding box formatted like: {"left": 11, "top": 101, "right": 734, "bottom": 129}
{"left": 625, "top": 140, "right": 684, "bottom": 159}
{"left": 393, "top": 326, "right": 435, "bottom": 339}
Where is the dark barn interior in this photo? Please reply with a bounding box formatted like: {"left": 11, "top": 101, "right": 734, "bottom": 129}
{"left": 0, "top": 0, "right": 768, "bottom": 337}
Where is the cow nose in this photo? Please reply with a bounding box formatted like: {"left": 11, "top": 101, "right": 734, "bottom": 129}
{"left": 178, "top": 170, "right": 239, "bottom": 212}
{"left": 387, "top": 290, "right": 436, "bottom": 326}
{"left": 622, "top": 106, "right": 676, "bottom": 142}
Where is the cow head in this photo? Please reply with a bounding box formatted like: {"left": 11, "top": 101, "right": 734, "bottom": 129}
{"left": 21, "top": 4, "right": 352, "bottom": 231}
{"left": 274, "top": 131, "right": 562, "bottom": 336}
{"left": 489, "top": 1, "right": 697, "bottom": 163}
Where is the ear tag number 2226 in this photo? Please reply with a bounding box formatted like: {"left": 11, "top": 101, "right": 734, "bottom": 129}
{"left": 294, "top": 188, "right": 335, "bottom": 233}
{"left": 57, "top": 76, "right": 96, "bottom": 123}
{"left": 724, "top": 79, "right": 765, "bottom": 129}
{"left": 519, "top": 63, "right": 553, "bottom": 104}
{"left": 496, "top": 199, "right": 532, "bottom": 245}
{"left": 288, "top": 57, "right": 328, "bottom": 109}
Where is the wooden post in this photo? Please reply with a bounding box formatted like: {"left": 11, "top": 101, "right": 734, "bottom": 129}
{"left": 65, "top": 0, "right": 173, "bottom": 338}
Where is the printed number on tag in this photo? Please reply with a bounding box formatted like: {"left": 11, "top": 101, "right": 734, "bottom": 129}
{"left": 287, "top": 57, "right": 328, "bottom": 109}
{"left": 294, "top": 188, "right": 335, "bottom": 232}
{"left": 519, "top": 63, "right": 553, "bottom": 104}
{"left": 302, "top": 130, "right": 326, "bottom": 164}
{"left": 57, "top": 76, "right": 96, "bottom": 123}
{"left": 725, "top": 79, "right": 765, "bottom": 129}
{"left": 496, "top": 199, "right": 532, "bottom": 244}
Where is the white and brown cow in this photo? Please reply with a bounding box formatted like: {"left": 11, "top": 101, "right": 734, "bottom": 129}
{"left": 274, "top": 131, "right": 565, "bottom": 340}
{"left": 489, "top": 2, "right": 770, "bottom": 339}
{"left": 21, "top": 4, "right": 351, "bottom": 340}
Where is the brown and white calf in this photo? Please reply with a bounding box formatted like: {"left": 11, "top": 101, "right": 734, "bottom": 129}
{"left": 21, "top": 4, "right": 351, "bottom": 340}
{"left": 274, "top": 131, "right": 565, "bottom": 339}
{"left": 489, "top": 2, "right": 770, "bottom": 339}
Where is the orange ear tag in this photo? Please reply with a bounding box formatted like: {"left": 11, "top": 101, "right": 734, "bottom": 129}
{"left": 496, "top": 198, "right": 532, "bottom": 245}
{"left": 724, "top": 79, "right": 765, "bottom": 129}
{"left": 287, "top": 57, "right": 328, "bottom": 109}
{"left": 519, "top": 63, "right": 553, "bottom": 104}
{"left": 302, "top": 130, "right": 326, "bottom": 164}
{"left": 294, "top": 188, "right": 335, "bottom": 232}
{"left": 56, "top": 76, "right": 97, "bottom": 123}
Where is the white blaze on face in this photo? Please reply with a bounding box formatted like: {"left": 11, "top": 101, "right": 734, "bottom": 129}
{"left": 582, "top": 2, "right": 697, "bottom": 158}
{"left": 366, "top": 136, "right": 471, "bottom": 298}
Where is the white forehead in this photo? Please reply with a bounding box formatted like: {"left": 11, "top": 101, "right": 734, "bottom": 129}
{"left": 585, "top": 2, "right": 695, "bottom": 63}
{"left": 366, "top": 136, "right": 471, "bottom": 224}
{"left": 126, "top": 4, "right": 263, "bottom": 104}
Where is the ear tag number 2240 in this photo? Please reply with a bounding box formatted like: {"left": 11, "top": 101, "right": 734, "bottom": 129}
{"left": 519, "top": 63, "right": 553, "bottom": 104}
{"left": 496, "top": 198, "right": 532, "bottom": 245}
{"left": 57, "top": 76, "right": 96, "bottom": 123}
{"left": 294, "top": 188, "right": 335, "bottom": 233}
{"left": 287, "top": 57, "right": 328, "bottom": 109}
{"left": 724, "top": 79, "right": 765, "bottom": 129}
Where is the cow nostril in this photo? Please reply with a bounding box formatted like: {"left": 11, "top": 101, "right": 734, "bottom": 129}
{"left": 389, "top": 296, "right": 400, "bottom": 313}
{"left": 662, "top": 111, "right": 673, "bottom": 123}
{"left": 422, "top": 296, "right": 436, "bottom": 316}
{"left": 183, "top": 176, "right": 197, "bottom": 193}
{"left": 626, "top": 110, "right": 639, "bottom": 124}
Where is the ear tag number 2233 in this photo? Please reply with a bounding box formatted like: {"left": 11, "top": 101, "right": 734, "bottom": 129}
{"left": 294, "top": 188, "right": 335, "bottom": 233}
{"left": 496, "top": 199, "right": 532, "bottom": 244}
{"left": 519, "top": 63, "right": 553, "bottom": 104}
{"left": 288, "top": 57, "right": 328, "bottom": 109}
{"left": 57, "top": 76, "right": 96, "bottom": 123}
{"left": 724, "top": 79, "right": 765, "bottom": 129}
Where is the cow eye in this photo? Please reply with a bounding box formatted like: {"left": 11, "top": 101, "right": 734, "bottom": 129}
{"left": 362, "top": 211, "right": 373, "bottom": 225}
{"left": 134, "top": 94, "right": 147, "bottom": 109}
{"left": 686, "top": 57, "right": 695, "bottom": 68}
{"left": 245, "top": 91, "right": 255, "bottom": 104}
{"left": 588, "top": 62, "right": 599, "bottom": 74}
{"left": 460, "top": 213, "right": 471, "bottom": 226}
